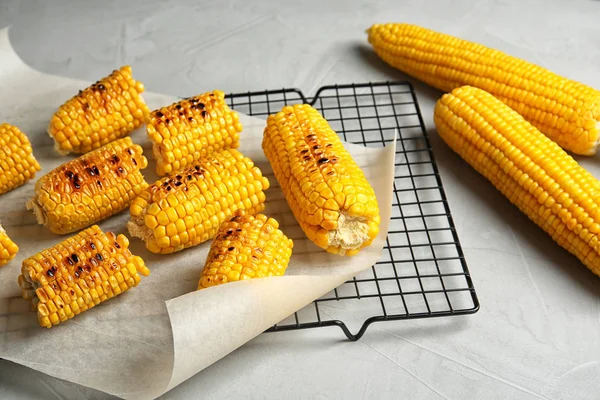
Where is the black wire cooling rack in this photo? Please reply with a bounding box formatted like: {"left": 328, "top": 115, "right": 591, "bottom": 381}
{"left": 225, "top": 81, "right": 479, "bottom": 341}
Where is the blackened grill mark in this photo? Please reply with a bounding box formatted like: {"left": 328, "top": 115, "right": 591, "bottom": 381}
{"left": 190, "top": 98, "right": 199, "bottom": 104}
{"left": 111, "top": 155, "right": 120, "bottom": 164}
{"left": 114, "top": 241, "right": 121, "bottom": 249}
{"left": 156, "top": 111, "right": 164, "bottom": 118}
{"left": 86, "top": 167, "right": 95, "bottom": 176}
{"left": 85, "top": 265, "right": 91, "bottom": 272}
{"left": 83, "top": 103, "right": 90, "bottom": 111}
{"left": 71, "top": 254, "right": 79, "bottom": 263}
{"left": 97, "top": 180, "right": 103, "bottom": 188}
{"left": 188, "top": 117, "right": 194, "bottom": 122}
{"left": 187, "top": 174, "right": 192, "bottom": 180}
{"left": 165, "top": 118, "right": 171, "bottom": 124}
{"left": 318, "top": 158, "right": 330, "bottom": 165}
{"left": 65, "top": 170, "right": 74, "bottom": 179}
{"left": 132, "top": 158, "right": 137, "bottom": 166}
{"left": 66, "top": 257, "right": 74, "bottom": 266}
{"left": 92, "top": 166, "right": 100, "bottom": 175}
{"left": 176, "top": 175, "right": 182, "bottom": 180}
{"left": 166, "top": 186, "right": 172, "bottom": 191}
{"left": 201, "top": 111, "right": 208, "bottom": 118}
{"left": 326, "top": 144, "right": 333, "bottom": 148}
{"left": 96, "top": 253, "right": 103, "bottom": 261}
{"left": 90, "top": 242, "right": 96, "bottom": 250}
{"left": 97, "top": 84, "right": 105, "bottom": 90}
{"left": 175, "top": 181, "right": 182, "bottom": 187}
{"left": 300, "top": 149, "right": 309, "bottom": 155}
{"left": 303, "top": 156, "right": 311, "bottom": 161}
{"left": 176, "top": 104, "right": 182, "bottom": 110}
{"left": 117, "top": 166, "right": 124, "bottom": 174}
{"left": 194, "top": 165, "right": 200, "bottom": 171}
{"left": 236, "top": 228, "right": 242, "bottom": 232}
{"left": 313, "top": 145, "right": 321, "bottom": 149}
{"left": 46, "top": 269, "right": 55, "bottom": 277}
{"left": 198, "top": 103, "right": 205, "bottom": 109}
{"left": 127, "top": 148, "right": 133, "bottom": 155}
{"left": 228, "top": 247, "right": 235, "bottom": 251}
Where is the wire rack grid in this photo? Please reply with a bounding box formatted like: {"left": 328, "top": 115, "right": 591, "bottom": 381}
{"left": 225, "top": 81, "right": 479, "bottom": 341}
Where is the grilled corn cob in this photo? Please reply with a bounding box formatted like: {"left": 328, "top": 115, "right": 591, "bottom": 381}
{"left": 198, "top": 210, "right": 293, "bottom": 289}
{"left": 128, "top": 149, "right": 269, "bottom": 254}
{"left": 27, "top": 137, "right": 148, "bottom": 235}
{"left": 263, "top": 104, "right": 380, "bottom": 256}
{"left": 147, "top": 90, "right": 242, "bottom": 176}
{"left": 48, "top": 66, "right": 149, "bottom": 155}
{"left": 18, "top": 225, "right": 149, "bottom": 328}
{"left": 0, "top": 123, "right": 41, "bottom": 194}
{"left": 367, "top": 23, "right": 600, "bottom": 155}
{"left": 0, "top": 222, "right": 18, "bottom": 266}
{"left": 435, "top": 86, "right": 600, "bottom": 277}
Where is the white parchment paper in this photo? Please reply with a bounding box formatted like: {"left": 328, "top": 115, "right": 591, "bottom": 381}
{"left": 0, "top": 27, "right": 395, "bottom": 399}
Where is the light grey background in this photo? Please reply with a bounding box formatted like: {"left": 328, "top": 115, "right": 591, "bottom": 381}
{"left": 2, "top": 0, "right": 600, "bottom": 399}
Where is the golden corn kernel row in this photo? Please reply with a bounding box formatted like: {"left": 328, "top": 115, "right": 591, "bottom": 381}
{"left": 367, "top": 23, "right": 600, "bottom": 155}
{"left": 263, "top": 104, "right": 380, "bottom": 256}
{"left": 27, "top": 137, "right": 148, "bottom": 235}
{"left": 198, "top": 210, "right": 293, "bottom": 289}
{"left": 147, "top": 90, "right": 242, "bottom": 176}
{"left": 48, "top": 66, "right": 149, "bottom": 155}
{"left": 18, "top": 225, "right": 150, "bottom": 328}
{"left": 0, "top": 222, "right": 18, "bottom": 266}
{"left": 128, "top": 149, "right": 269, "bottom": 254}
{"left": 0, "top": 123, "right": 41, "bottom": 194}
{"left": 434, "top": 86, "right": 600, "bottom": 277}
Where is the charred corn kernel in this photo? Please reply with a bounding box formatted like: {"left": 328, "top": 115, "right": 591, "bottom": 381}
{"left": 27, "top": 137, "right": 148, "bottom": 235}
{"left": 367, "top": 23, "right": 600, "bottom": 155}
{"left": 263, "top": 104, "right": 380, "bottom": 256}
{"left": 18, "top": 225, "right": 149, "bottom": 328}
{"left": 435, "top": 85, "right": 600, "bottom": 277}
{"left": 0, "top": 123, "right": 41, "bottom": 194}
{"left": 198, "top": 210, "right": 293, "bottom": 289}
{"left": 128, "top": 149, "right": 269, "bottom": 254}
{"left": 48, "top": 66, "right": 149, "bottom": 155}
{"left": 0, "top": 222, "right": 18, "bottom": 266}
{"left": 147, "top": 90, "right": 243, "bottom": 176}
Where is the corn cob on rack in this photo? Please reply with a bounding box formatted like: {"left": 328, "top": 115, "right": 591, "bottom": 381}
{"left": 128, "top": 149, "right": 269, "bottom": 254}
{"left": 0, "top": 222, "right": 18, "bottom": 266}
{"left": 18, "top": 225, "right": 150, "bottom": 328}
{"left": 48, "top": 66, "right": 149, "bottom": 155}
{"left": 367, "top": 23, "right": 600, "bottom": 156}
{"left": 435, "top": 85, "right": 600, "bottom": 277}
{"left": 0, "top": 123, "right": 41, "bottom": 194}
{"left": 27, "top": 137, "right": 148, "bottom": 235}
{"left": 263, "top": 104, "right": 380, "bottom": 256}
{"left": 147, "top": 90, "right": 243, "bottom": 176}
{"left": 198, "top": 210, "right": 293, "bottom": 289}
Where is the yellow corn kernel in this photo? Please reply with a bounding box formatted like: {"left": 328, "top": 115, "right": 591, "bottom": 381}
{"left": 48, "top": 66, "right": 149, "bottom": 155}
{"left": 0, "top": 123, "right": 41, "bottom": 194}
{"left": 27, "top": 137, "right": 148, "bottom": 235}
{"left": 128, "top": 149, "right": 270, "bottom": 254}
{"left": 146, "top": 90, "right": 243, "bottom": 175}
{"left": 0, "top": 222, "right": 18, "bottom": 266}
{"left": 198, "top": 210, "right": 293, "bottom": 289}
{"left": 262, "top": 104, "right": 380, "bottom": 256}
{"left": 18, "top": 225, "right": 149, "bottom": 328}
{"left": 434, "top": 85, "right": 600, "bottom": 277}
{"left": 367, "top": 23, "right": 600, "bottom": 155}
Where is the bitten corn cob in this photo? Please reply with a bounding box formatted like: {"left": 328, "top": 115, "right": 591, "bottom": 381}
{"left": 48, "top": 66, "right": 149, "bottom": 155}
{"left": 0, "top": 123, "right": 41, "bottom": 194}
{"left": 198, "top": 210, "right": 293, "bottom": 289}
{"left": 128, "top": 149, "right": 269, "bottom": 254}
{"left": 27, "top": 137, "right": 148, "bottom": 235}
{"left": 367, "top": 23, "right": 600, "bottom": 155}
{"left": 435, "top": 86, "right": 600, "bottom": 277}
{"left": 0, "top": 222, "right": 18, "bottom": 266}
{"left": 18, "top": 225, "right": 150, "bottom": 328}
{"left": 147, "top": 90, "right": 242, "bottom": 176}
{"left": 263, "top": 104, "right": 380, "bottom": 256}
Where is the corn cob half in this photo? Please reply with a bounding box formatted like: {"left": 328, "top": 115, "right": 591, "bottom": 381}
{"left": 198, "top": 210, "right": 293, "bottom": 289}
{"left": 0, "top": 123, "right": 41, "bottom": 194}
{"left": 0, "top": 222, "right": 18, "bottom": 266}
{"left": 263, "top": 104, "right": 380, "bottom": 256}
{"left": 147, "top": 90, "right": 242, "bottom": 176}
{"left": 367, "top": 23, "right": 600, "bottom": 155}
{"left": 435, "top": 85, "right": 600, "bottom": 277}
{"left": 48, "top": 66, "right": 149, "bottom": 155}
{"left": 27, "top": 137, "right": 148, "bottom": 235}
{"left": 18, "top": 225, "right": 149, "bottom": 328}
{"left": 128, "top": 149, "right": 269, "bottom": 254}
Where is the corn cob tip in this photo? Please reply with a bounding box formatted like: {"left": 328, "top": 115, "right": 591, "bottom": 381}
{"left": 0, "top": 123, "right": 42, "bottom": 194}
{"left": 0, "top": 222, "right": 19, "bottom": 266}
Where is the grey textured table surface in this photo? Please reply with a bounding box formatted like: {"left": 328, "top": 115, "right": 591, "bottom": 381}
{"left": 1, "top": 0, "right": 600, "bottom": 399}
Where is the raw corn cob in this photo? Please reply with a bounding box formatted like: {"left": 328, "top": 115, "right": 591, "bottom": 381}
{"left": 18, "top": 225, "right": 150, "bottom": 328}
{"left": 198, "top": 210, "right": 293, "bottom": 289}
{"left": 0, "top": 222, "right": 18, "bottom": 266}
{"left": 0, "top": 123, "right": 41, "bottom": 194}
{"left": 26, "top": 137, "right": 148, "bottom": 235}
{"left": 128, "top": 149, "right": 269, "bottom": 254}
{"left": 147, "top": 90, "right": 242, "bottom": 176}
{"left": 48, "top": 66, "right": 149, "bottom": 155}
{"left": 263, "top": 104, "right": 380, "bottom": 256}
{"left": 434, "top": 86, "right": 600, "bottom": 277}
{"left": 367, "top": 23, "right": 600, "bottom": 155}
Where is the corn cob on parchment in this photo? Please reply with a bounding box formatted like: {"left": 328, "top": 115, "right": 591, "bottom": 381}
{"left": 18, "top": 225, "right": 150, "bottom": 328}
{"left": 0, "top": 222, "right": 18, "bottom": 266}
{"left": 0, "top": 123, "right": 41, "bottom": 194}
{"left": 27, "top": 137, "right": 148, "bottom": 235}
{"left": 128, "top": 149, "right": 269, "bottom": 254}
{"left": 435, "top": 85, "right": 600, "bottom": 277}
{"left": 367, "top": 23, "right": 600, "bottom": 155}
{"left": 198, "top": 210, "right": 293, "bottom": 289}
{"left": 263, "top": 104, "right": 380, "bottom": 256}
